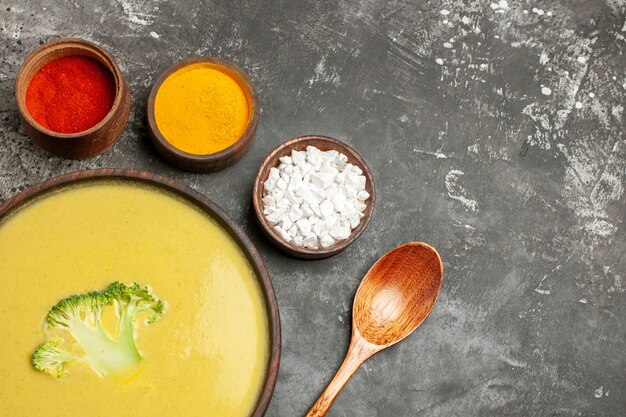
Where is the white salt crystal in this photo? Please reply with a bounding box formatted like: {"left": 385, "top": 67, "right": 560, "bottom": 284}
{"left": 296, "top": 219, "right": 312, "bottom": 235}
{"left": 284, "top": 190, "right": 298, "bottom": 205}
{"left": 311, "top": 203, "right": 322, "bottom": 217}
{"left": 291, "top": 150, "right": 306, "bottom": 164}
{"left": 279, "top": 155, "right": 292, "bottom": 165}
{"left": 352, "top": 175, "right": 367, "bottom": 191}
{"left": 290, "top": 206, "right": 302, "bottom": 222}
{"left": 349, "top": 215, "right": 361, "bottom": 229}
{"left": 266, "top": 210, "right": 284, "bottom": 224}
{"left": 307, "top": 147, "right": 322, "bottom": 166}
{"left": 325, "top": 185, "right": 338, "bottom": 199}
{"left": 314, "top": 220, "right": 331, "bottom": 237}
{"left": 302, "top": 234, "right": 318, "bottom": 248}
{"left": 299, "top": 162, "right": 313, "bottom": 175}
{"left": 269, "top": 188, "right": 282, "bottom": 197}
{"left": 341, "top": 163, "right": 353, "bottom": 173}
{"left": 330, "top": 226, "right": 351, "bottom": 240}
{"left": 332, "top": 193, "right": 346, "bottom": 211}
{"left": 320, "top": 235, "right": 336, "bottom": 248}
{"left": 310, "top": 173, "right": 333, "bottom": 189}
{"left": 320, "top": 199, "right": 334, "bottom": 217}
{"left": 276, "top": 178, "right": 288, "bottom": 190}
{"left": 279, "top": 216, "right": 293, "bottom": 231}
{"left": 357, "top": 191, "right": 370, "bottom": 201}
{"left": 326, "top": 216, "right": 338, "bottom": 228}
{"left": 276, "top": 198, "right": 289, "bottom": 210}
{"left": 268, "top": 167, "right": 280, "bottom": 180}
{"left": 289, "top": 175, "right": 302, "bottom": 190}
{"left": 274, "top": 225, "right": 292, "bottom": 242}
{"left": 262, "top": 196, "right": 275, "bottom": 206}
{"left": 340, "top": 204, "right": 356, "bottom": 219}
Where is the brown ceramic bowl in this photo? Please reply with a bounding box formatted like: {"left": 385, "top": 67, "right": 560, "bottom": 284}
{"left": 15, "top": 38, "right": 131, "bottom": 159}
{"left": 253, "top": 135, "right": 376, "bottom": 260}
{"left": 0, "top": 168, "right": 280, "bottom": 417}
{"left": 146, "top": 57, "right": 259, "bottom": 172}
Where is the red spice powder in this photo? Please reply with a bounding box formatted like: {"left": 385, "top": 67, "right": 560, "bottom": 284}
{"left": 25, "top": 56, "right": 116, "bottom": 134}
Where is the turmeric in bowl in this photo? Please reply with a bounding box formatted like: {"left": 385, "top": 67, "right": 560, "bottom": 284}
{"left": 154, "top": 62, "right": 251, "bottom": 155}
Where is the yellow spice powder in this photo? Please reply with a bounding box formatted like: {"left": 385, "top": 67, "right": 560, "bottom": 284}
{"left": 154, "top": 63, "right": 250, "bottom": 155}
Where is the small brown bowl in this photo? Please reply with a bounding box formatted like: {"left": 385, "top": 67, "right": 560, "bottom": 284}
{"left": 15, "top": 38, "right": 131, "bottom": 160}
{"left": 146, "top": 57, "right": 259, "bottom": 172}
{"left": 253, "top": 135, "right": 376, "bottom": 260}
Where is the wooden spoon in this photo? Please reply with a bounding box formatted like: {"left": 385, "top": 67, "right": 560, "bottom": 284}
{"left": 305, "top": 242, "right": 443, "bottom": 417}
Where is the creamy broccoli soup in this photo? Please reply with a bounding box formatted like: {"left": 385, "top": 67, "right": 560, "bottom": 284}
{"left": 0, "top": 181, "right": 269, "bottom": 417}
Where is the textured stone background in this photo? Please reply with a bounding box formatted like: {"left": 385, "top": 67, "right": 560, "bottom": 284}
{"left": 1, "top": 0, "right": 625, "bottom": 416}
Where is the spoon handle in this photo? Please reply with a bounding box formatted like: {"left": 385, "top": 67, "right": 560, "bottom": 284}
{"left": 305, "top": 334, "right": 376, "bottom": 417}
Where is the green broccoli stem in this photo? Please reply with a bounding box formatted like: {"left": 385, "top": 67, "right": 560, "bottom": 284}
{"left": 118, "top": 301, "right": 143, "bottom": 362}
{"left": 66, "top": 317, "right": 141, "bottom": 376}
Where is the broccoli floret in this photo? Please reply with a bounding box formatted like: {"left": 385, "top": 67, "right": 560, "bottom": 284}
{"left": 31, "top": 337, "right": 80, "bottom": 378}
{"left": 32, "top": 282, "right": 166, "bottom": 378}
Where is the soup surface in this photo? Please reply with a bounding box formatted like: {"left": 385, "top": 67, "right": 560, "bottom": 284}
{"left": 0, "top": 180, "right": 269, "bottom": 417}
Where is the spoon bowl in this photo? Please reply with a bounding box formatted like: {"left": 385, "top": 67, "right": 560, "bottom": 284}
{"left": 305, "top": 242, "right": 443, "bottom": 417}
{"left": 354, "top": 242, "right": 443, "bottom": 346}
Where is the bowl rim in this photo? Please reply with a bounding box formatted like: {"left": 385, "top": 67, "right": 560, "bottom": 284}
{"left": 146, "top": 56, "right": 259, "bottom": 165}
{"left": 0, "top": 168, "right": 281, "bottom": 417}
{"left": 15, "top": 38, "right": 126, "bottom": 138}
{"left": 252, "top": 135, "right": 376, "bottom": 260}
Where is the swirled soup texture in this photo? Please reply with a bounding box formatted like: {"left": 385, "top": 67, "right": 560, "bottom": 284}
{"left": 0, "top": 181, "right": 269, "bottom": 417}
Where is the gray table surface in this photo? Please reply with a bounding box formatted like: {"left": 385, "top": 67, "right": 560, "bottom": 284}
{"left": 1, "top": 0, "right": 625, "bottom": 416}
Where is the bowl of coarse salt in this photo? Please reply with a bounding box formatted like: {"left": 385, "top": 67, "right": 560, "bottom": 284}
{"left": 252, "top": 135, "right": 375, "bottom": 259}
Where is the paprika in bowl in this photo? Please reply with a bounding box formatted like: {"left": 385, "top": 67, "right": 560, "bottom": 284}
{"left": 147, "top": 57, "right": 259, "bottom": 172}
{"left": 15, "top": 38, "right": 131, "bottom": 160}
